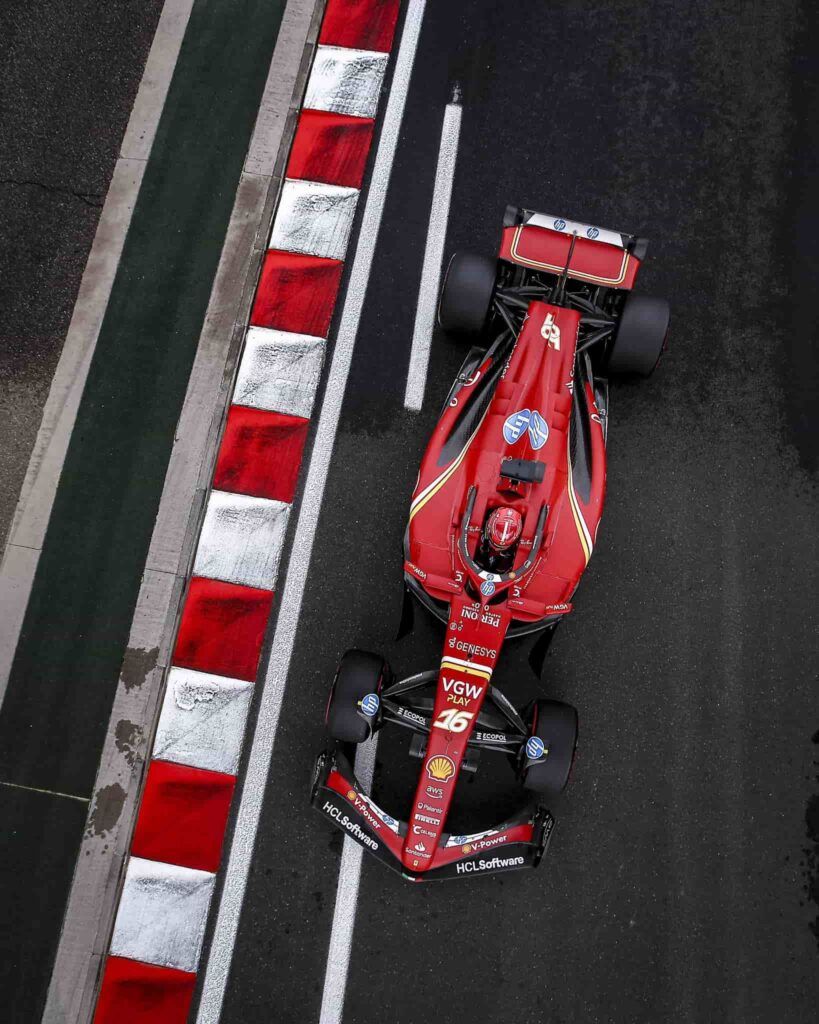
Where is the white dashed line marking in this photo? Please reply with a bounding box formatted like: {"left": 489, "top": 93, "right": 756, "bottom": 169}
{"left": 404, "top": 96, "right": 463, "bottom": 411}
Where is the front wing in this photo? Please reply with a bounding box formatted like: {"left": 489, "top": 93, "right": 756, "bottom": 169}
{"left": 310, "top": 749, "right": 554, "bottom": 882}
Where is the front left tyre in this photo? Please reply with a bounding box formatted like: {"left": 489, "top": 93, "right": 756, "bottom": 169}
{"left": 325, "top": 648, "right": 388, "bottom": 743}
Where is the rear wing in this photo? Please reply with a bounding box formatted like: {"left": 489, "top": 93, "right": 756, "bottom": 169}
{"left": 499, "top": 205, "right": 649, "bottom": 290}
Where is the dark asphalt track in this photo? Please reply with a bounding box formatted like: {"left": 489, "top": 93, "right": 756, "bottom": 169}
{"left": 214, "top": 2, "right": 819, "bottom": 1023}
{"left": 0, "top": 0, "right": 164, "bottom": 544}
{"left": 0, "top": 3, "right": 162, "bottom": 1020}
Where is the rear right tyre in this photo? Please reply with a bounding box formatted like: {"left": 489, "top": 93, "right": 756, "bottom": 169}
{"left": 607, "top": 293, "right": 670, "bottom": 377}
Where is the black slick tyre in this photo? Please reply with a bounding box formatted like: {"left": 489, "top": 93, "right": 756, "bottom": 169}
{"left": 522, "top": 699, "right": 578, "bottom": 799}
{"left": 607, "top": 294, "right": 670, "bottom": 377}
{"left": 325, "top": 649, "right": 387, "bottom": 743}
{"left": 437, "top": 252, "right": 496, "bottom": 335}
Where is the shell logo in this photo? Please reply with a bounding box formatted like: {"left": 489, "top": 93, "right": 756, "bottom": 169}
{"left": 462, "top": 843, "right": 473, "bottom": 854}
{"left": 426, "top": 755, "right": 455, "bottom": 783}
{"left": 347, "top": 789, "right": 356, "bottom": 801}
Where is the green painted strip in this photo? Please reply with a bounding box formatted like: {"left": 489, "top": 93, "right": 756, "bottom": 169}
{"left": 0, "top": 0, "right": 287, "bottom": 798}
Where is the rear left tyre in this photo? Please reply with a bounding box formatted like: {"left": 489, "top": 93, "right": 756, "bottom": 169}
{"left": 325, "top": 648, "right": 388, "bottom": 743}
{"left": 521, "top": 699, "right": 578, "bottom": 799}
{"left": 607, "top": 293, "right": 670, "bottom": 377}
{"left": 437, "top": 252, "right": 497, "bottom": 336}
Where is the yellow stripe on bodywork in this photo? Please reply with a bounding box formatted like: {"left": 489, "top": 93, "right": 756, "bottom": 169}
{"left": 566, "top": 433, "right": 593, "bottom": 565}
{"left": 409, "top": 451, "right": 466, "bottom": 521}
{"left": 409, "top": 406, "right": 490, "bottom": 522}
{"left": 440, "top": 657, "right": 493, "bottom": 681}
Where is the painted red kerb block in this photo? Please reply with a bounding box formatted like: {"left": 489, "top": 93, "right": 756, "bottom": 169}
{"left": 319, "top": 0, "right": 401, "bottom": 53}
{"left": 173, "top": 577, "right": 273, "bottom": 682}
{"left": 132, "top": 760, "right": 236, "bottom": 872}
{"left": 287, "top": 108, "right": 375, "bottom": 189}
{"left": 94, "top": 957, "right": 196, "bottom": 1024}
{"left": 250, "top": 249, "right": 343, "bottom": 337}
{"left": 214, "top": 405, "right": 310, "bottom": 504}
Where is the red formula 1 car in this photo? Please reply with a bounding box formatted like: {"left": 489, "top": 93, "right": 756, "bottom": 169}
{"left": 312, "top": 206, "right": 669, "bottom": 881}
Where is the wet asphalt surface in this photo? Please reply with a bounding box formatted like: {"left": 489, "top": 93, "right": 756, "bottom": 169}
{"left": 213, "top": 2, "right": 819, "bottom": 1023}
{"left": 1, "top": 0, "right": 818, "bottom": 1022}
{"left": 0, "top": 2, "right": 160, "bottom": 1019}
{"left": 0, "top": 0, "right": 163, "bottom": 545}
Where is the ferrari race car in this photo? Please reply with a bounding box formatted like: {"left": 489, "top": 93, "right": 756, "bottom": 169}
{"left": 312, "top": 206, "right": 669, "bottom": 881}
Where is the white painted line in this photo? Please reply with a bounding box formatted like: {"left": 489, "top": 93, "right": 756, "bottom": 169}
{"left": 270, "top": 179, "right": 359, "bottom": 260}
{"left": 154, "top": 668, "right": 254, "bottom": 775}
{"left": 0, "top": 0, "right": 196, "bottom": 710}
{"left": 318, "top": 738, "right": 378, "bottom": 1024}
{"left": 110, "top": 856, "right": 215, "bottom": 973}
{"left": 195, "top": 4, "right": 427, "bottom": 1020}
{"left": 193, "top": 490, "right": 290, "bottom": 591}
{"left": 404, "top": 99, "right": 462, "bottom": 411}
{"left": 234, "top": 327, "right": 327, "bottom": 419}
{"left": 304, "top": 45, "right": 390, "bottom": 119}
{"left": 0, "top": 779, "right": 89, "bottom": 803}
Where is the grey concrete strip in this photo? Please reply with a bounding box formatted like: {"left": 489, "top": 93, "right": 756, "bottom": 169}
{"left": 0, "top": 0, "right": 197, "bottom": 708}
{"left": 41, "top": 568, "right": 180, "bottom": 1024}
{"left": 41, "top": 2, "right": 324, "bottom": 1022}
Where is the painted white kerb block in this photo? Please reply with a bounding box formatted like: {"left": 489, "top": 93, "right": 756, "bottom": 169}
{"left": 110, "top": 856, "right": 215, "bottom": 973}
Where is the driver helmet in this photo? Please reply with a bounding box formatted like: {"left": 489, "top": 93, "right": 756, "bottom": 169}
{"left": 485, "top": 506, "right": 523, "bottom": 552}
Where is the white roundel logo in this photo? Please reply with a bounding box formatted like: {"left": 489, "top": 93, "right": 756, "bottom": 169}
{"left": 360, "top": 693, "right": 380, "bottom": 717}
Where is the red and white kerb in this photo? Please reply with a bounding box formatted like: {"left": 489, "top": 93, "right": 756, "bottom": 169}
{"left": 93, "top": 2, "right": 402, "bottom": 1021}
